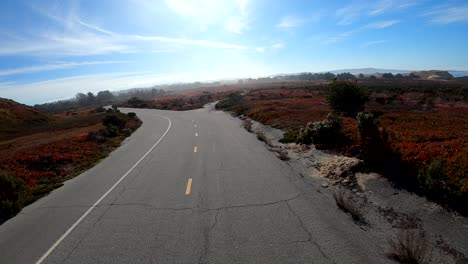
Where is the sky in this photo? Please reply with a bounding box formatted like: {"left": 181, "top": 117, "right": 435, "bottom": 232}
{"left": 1, "top": 0, "right": 468, "bottom": 104}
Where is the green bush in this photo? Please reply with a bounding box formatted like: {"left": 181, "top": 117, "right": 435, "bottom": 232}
{"left": 418, "top": 159, "right": 446, "bottom": 194}
{"left": 326, "top": 80, "right": 368, "bottom": 117}
{"left": 356, "top": 112, "right": 393, "bottom": 170}
{"left": 103, "top": 125, "right": 120, "bottom": 137}
{"left": 95, "top": 106, "right": 106, "bottom": 113}
{"left": 297, "top": 114, "right": 345, "bottom": 147}
{"left": 216, "top": 92, "right": 243, "bottom": 110}
{"left": 280, "top": 129, "right": 300, "bottom": 143}
{"left": 0, "top": 171, "right": 32, "bottom": 219}
{"left": 357, "top": 112, "right": 380, "bottom": 144}
{"left": 102, "top": 114, "right": 126, "bottom": 129}
{"left": 127, "top": 112, "right": 137, "bottom": 119}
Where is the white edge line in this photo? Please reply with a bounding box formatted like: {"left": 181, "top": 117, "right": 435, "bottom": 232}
{"left": 35, "top": 115, "right": 172, "bottom": 264}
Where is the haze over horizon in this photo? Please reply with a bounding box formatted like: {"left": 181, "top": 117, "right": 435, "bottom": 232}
{"left": 1, "top": 0, "right": 468, "bottom": 104}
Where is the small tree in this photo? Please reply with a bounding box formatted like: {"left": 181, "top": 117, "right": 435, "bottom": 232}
{"left": 326, "top": 80, "right": 368, "bottom": 117}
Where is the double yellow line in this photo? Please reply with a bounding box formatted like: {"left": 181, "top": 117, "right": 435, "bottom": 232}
{"left": 186, "top": 121, "right": 198, "bottom": 196}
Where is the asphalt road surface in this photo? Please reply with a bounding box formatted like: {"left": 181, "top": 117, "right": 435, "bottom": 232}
{"left": 0, "top": 106, "right": 393, "bottom": 264}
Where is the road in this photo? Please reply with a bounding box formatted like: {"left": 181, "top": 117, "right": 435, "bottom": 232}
{"left": 0, "top": 106, "right": 393, "bottom": 264}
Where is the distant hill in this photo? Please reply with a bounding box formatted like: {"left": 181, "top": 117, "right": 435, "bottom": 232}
{"left": 327, "top": 68, "right": 468, "bottom": 78}
{"left": 329, "top": 68, "right": 410, "bottom": 75}
{"left": 410, "top": 70, "right": 454, "bottom": 80}
{"left": 0, "top": 98, "right": 53, "bottom": 140}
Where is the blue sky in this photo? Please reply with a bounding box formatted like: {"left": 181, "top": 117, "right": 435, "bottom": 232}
{"left": 1, "top": 0, "right": 468, "bottom": 104}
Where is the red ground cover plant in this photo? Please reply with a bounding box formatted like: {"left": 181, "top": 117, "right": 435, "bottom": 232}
{"left": 0, "top": 110, "right": 141, "bottom": 219}
{"left": 217, "top": 83, "right": 467, "bottom": 212}
{"left": 379, "top": 107, "right": 468, "bottom": 193}
{"left": 0, "top": 135, "right": 106, "bottom": 186}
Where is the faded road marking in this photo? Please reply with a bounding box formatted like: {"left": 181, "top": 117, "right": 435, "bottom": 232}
{"left": 194, "top": 146, "right": 198, "bottom": 153}
{"left": 185, "top": 178, "right": 193, "bottom": 195}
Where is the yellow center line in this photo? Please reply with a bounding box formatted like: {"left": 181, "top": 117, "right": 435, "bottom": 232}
{"left": 194, "top": 146, "right": 198, "bottom": 152}
{"left": 185, "top": 178, "right": 193, "bottom": 195}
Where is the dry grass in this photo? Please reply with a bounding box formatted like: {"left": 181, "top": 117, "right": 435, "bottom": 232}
{"left": 277, "top": 149, "right": 290, "bottom": 161}
{"left": 388, "top": 230, "right": 431, "bottom": 264}
{"left": 242, "top": 119, "right": 253, "bottom": 132}
{"left": 333, "top": 189, "right": 367, "bottom": 225}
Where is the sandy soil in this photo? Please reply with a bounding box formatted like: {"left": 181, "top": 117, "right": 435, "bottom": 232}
{"left": 239, "top": 115, "right": 468, "bottom": 264}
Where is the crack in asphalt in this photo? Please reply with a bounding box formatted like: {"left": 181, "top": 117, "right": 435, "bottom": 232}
{"left": 284, "top": 200, "right": 336, "bottom": 264}
{"left": 35, "top": 194, "right": 338, "bottom": 264}
{"left": 34, "top": 194, "right": 305, "bottom": 212}
{"left": 60, "top": 198, "right": 117, "bottom": 264}
{"left": 198, "top": 209, "right": 219, "bottom": 264}
{"left": 197, "top": 194, "right": 306, "bottom": 263}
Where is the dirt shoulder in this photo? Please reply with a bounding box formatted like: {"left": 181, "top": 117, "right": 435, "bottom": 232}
{"left": 243, "top": 116, "right": 468, "bottom": 264}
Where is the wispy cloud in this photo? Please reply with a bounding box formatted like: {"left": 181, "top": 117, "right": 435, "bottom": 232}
{"left": 369, "top": 0, "right": 393, "bottom": 16}
{"left": 272, "top": 42, "right": 284, "bottom": 49}
{"left": 132, "top": 35, "right": 248, "bottom": 49}
{"left": 366, "top": 20, "right": 400, "bottom": 28}
{"left": 276, "top": 16, "right": 306, "bottom": 29}
{"left": 361, "top": 40, "right": 387, "bottom": 48}
{"left": 336, "top": 4, "right": 366, "bottom": 26}
{"left": 0, "top": 61, "right": 125, "bottom": 77}
{"left": 426, "top": 5, "right": 468, "bottom": 24}
{"left": 336, "top": 0, "right": 417, "bottom": 25}
{"left": 0, "top": 14, "right": 249, "bottom": 57}
{"left": 322, "top": 30, "right": 358, "bottom": 44}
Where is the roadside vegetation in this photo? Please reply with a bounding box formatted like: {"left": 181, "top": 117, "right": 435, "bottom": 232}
{"left": 0, "top": 99, "right": 141, "bottom": 221}
{"left": 333, "top": 189, "right": 367, "bottom": 225}
{"left": 388, "top": 230, "right": 431, "bottom": 264}
{"left": 216, "top": 77, "right": 468, "bottom": 215}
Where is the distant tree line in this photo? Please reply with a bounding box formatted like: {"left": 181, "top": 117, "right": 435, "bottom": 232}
{"left": 34, "top": 88, "right": 167, "bottom": 114}
{"left": 239, "top": 72, "right": 423, "bottom": 83}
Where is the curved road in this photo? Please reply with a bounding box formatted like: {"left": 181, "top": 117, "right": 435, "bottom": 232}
{"left": 0, "top": 106, "right": 393, "bottom": 263}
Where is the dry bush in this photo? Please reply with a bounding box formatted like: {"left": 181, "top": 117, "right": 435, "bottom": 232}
{"left": 242, "top": 119, "right": 253, "bottom": 132}
{"left": 388, "top": 230, "right": 431, "bottom": 264}
{"left": 333, "top": 189, "right": 367, "bottom": 225}
{"left": 256, "top": 132, "right": 271, "bottom": 145}
{"left": 276, "top": 149, "right": 290, "bottom": 161}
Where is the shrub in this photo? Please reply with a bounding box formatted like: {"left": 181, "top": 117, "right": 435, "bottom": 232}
{"left": 326, "top": 80, "right": 368, "bottom": 117}
{"left": 103, "top": 125, "right": 119, "bottom": 138}
{"left": 216, "top": 92, "right": 243, "bottom": 110}
{"left": 388, "top": 230, "right": 431, "bottom": 264}
{"left": 417, "top": 159, "right": 446, "bottom": 194}
{"left": 242, "top": 119, "right": 253, "bottom": 132}
{"left": 102, "top": 114, "right": 126, "bottom": 129}
{"left": 297, "top": 114, "right": 345, "bottom": 147}
{"left": 127, "top": 112, "right": 137, "bottom": 119}
{"left": 87, "top": 131, "right": 105, "bottom": 142}
{"left": 256, "top": 132, "right": 267, "bottom": 142}
{"left": 127, "top": 97, "right": 147, "bottom": 108}
{"left": 333, "top": 189, "right": 367, "bottom": 225}
{"left": 95, "top": 106, "right": 106, "bottom": 113}
{"left": 357, "top": 112, "right": 380, "bottom": 144}
{"left": 0, "top": 171, "right": 32, "bottom": 219}
{"left": 280, "top": 130, "right": 299, "bottom": 143}
{"left": 356, "top": 112, "right": 394, "bottom": 170}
